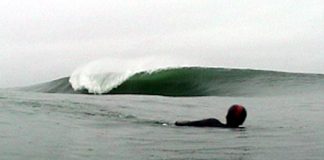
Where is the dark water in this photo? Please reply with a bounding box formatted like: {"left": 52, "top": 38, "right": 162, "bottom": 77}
{"left": 0, "top": 90, "right": 323, "bottom": 160}
{"left": 1, "top": 67, "right": 324, "bottom": 159}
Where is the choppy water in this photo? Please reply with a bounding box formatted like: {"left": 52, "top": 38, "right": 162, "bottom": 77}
{"left": 1, "top": 89, "right": 323, "bottom": 160}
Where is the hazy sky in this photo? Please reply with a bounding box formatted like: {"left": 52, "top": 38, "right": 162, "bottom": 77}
{"left": 1, "top": 0, "right": 323, "bottom": 87}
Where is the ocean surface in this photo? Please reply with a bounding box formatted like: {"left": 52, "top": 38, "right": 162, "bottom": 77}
{"left": 1, "top": 67, "right": 324, "bottom": 160}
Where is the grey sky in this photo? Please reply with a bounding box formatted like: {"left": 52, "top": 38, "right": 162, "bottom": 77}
{"left": 1, "top": 0, "right": 323, "bottom": 87}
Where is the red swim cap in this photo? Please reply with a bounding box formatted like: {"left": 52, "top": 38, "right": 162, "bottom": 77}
{"left": 226, "top": 104, "right": 247, "bottom": 127}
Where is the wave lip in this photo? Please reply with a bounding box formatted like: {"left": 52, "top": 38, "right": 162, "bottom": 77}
{"left": 69, "top": 71, "right": 135, "bottom": 94}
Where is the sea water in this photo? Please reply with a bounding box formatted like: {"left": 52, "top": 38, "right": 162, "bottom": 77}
{"left": 0, "top": 89, "right": 323, "bottom": 160}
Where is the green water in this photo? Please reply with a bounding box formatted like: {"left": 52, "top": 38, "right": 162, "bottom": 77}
{"left": 28, "top": 67, "right": 324, "bottom": 96}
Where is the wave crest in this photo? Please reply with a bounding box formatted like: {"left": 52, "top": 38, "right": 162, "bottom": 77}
{"left": 22, "top": 66, "right": 324, "bottom": 97}
{"left": 69, "top": 71, "right": 135, "bottom": 94}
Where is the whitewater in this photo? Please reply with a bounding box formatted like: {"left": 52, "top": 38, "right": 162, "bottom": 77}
{"left": 1, "top": 63, "right": 324, "bottom": 160}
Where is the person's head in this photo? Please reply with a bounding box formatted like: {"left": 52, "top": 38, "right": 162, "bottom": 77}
{"left": 226, "top": 104, "right": 247, "bottom": 127}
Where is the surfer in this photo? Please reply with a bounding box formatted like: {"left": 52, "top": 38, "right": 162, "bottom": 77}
{"left": 175, "top": 104, "right": 247, "bottom": 128}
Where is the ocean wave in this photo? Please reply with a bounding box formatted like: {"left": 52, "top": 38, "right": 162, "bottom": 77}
{"left": 22, "top": 66, "right": 324, "bottom": 97}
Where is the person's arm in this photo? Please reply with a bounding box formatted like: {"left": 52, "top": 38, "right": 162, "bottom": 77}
{"left": 175, "top": 118, "right": 226, "bottom": 127}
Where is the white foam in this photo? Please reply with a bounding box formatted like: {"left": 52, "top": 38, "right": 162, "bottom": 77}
{"left": 69, "top": 71, "right": 134, "bottom": 94}
{"left": 68, "top": 56, "right": 199, "bottom": 94}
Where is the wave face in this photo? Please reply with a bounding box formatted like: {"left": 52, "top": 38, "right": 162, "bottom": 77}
{"left": 20, "top": 77, "right": 75, "bottom": 94}
{"left": 25, "top": 67, "right": 324, "bottom": 96}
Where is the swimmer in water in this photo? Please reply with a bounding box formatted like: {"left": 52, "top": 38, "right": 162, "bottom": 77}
{"left": 175, "top": 104, "right": 247, "bottom": 128}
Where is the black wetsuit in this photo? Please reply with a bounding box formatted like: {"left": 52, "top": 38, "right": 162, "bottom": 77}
{"left": 175, "top": 118, "right": 226, "bottom": 127}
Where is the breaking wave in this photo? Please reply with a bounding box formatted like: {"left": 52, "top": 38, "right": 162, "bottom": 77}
{"left": 23, "top": 66, "right": 324, "bottom": 97}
